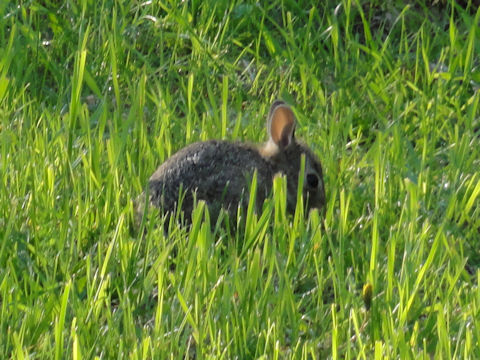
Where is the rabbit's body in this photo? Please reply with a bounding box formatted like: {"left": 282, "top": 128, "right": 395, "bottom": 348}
{"left": 139, "top": 100, "right": 325, "bottom": 225}
{"left": 148, "top": 140, "right": 272, "bottom": 218}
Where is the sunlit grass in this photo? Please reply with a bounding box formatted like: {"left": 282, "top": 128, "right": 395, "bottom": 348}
{"left": 1, "top": 0, "right": 479, "bottom": 358}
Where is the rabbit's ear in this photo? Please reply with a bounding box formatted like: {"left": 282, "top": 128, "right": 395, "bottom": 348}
{"left": 268, "top": 101, "right": 296, "bottom": 149}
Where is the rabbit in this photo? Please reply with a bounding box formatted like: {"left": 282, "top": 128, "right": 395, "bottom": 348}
{"left": 138, "top": 100, "right": 325, "bottom": 226}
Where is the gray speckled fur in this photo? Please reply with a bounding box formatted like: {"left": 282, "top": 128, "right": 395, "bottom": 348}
{"left": 139, "top": 101, "right": 325, "bottom": 225}
{"left": 148, "top": 141, "right": 272, "bottom": 218}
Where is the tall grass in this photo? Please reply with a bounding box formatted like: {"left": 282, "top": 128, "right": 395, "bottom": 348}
{"left": 1, "top": 0, "right": 479, "bottom": 358}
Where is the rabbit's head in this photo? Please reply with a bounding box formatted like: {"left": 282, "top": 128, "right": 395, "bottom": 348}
{"left": 262, "top": 100, "right": 325, "bottom": 213}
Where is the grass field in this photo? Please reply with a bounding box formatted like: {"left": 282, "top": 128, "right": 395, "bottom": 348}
{"left": 1, "top": 0, "right": 480, "bottom": 358}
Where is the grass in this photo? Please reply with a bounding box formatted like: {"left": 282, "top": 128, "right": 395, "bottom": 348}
{"left": 1, "top": 0, "right": 480, "bottom": 358}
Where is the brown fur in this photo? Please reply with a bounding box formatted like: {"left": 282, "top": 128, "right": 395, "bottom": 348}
{"left": 138, "top": 100, "right": 325, "bottom": 225}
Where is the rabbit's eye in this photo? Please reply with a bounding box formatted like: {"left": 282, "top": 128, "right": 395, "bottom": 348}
{"left": 306, "top": 173, "right": 319, "bottom": 188}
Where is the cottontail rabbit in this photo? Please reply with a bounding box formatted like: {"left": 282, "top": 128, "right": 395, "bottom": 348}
{"left": 139, "top": 100, "right": 325, "bottom": 225}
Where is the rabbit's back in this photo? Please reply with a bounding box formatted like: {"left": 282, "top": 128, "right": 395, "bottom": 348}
{"left": 148, "top": 140, "right": 273, "bottom": 219}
